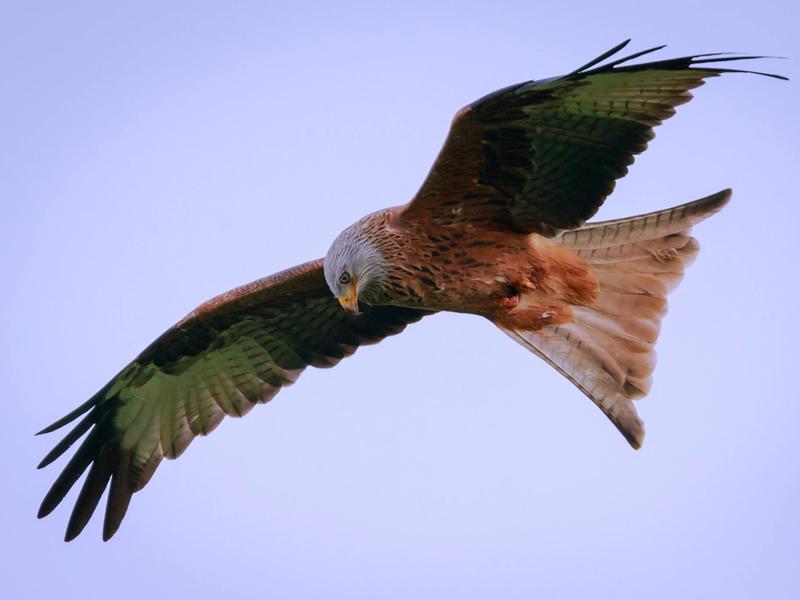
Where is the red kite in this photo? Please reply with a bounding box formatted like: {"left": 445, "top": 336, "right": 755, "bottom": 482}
{"left": 37, "top": 41, "right": 784, "bottom": 541}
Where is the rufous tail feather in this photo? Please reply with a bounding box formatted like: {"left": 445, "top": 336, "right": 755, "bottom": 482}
{"left": 498, "top": 189, "right": 731, "bottom": 448}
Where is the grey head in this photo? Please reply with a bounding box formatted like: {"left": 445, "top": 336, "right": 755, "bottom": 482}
{"left": 324, "top": 219, "right": 388, "bottom": 313}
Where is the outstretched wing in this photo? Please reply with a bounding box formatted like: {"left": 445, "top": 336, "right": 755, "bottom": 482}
{"left": 37, "top": 259, "right": 431, "bottom": 541}
{"left": 402, "top": 40, "right": 784, "bottom": 236}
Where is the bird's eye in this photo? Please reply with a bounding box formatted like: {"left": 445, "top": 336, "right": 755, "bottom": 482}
{"left": 339, "top": 272, "right": 351, "bottom": 285}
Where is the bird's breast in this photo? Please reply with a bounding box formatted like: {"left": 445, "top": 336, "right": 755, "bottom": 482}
{"left": 382, "top": 224, "right": 598, "bottom": 323}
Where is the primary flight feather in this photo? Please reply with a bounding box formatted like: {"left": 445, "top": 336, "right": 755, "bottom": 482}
{"left": 37, "top": 41, "right": 785, "bottom": 541}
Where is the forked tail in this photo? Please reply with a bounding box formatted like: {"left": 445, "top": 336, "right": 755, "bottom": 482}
{"left": 498, "top": 189, "right": 731, "bottom": 448}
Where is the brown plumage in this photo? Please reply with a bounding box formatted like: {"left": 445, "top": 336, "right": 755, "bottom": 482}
{"left": 37, "top": 41, "right": 784, "bottom": 541}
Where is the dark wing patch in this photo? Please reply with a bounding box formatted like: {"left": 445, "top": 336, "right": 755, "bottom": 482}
{"left": 402, "top": 41, "right": 785, "bottom": 236}
{"left": 37, "top": 259, "right": 431, "bottom": 541}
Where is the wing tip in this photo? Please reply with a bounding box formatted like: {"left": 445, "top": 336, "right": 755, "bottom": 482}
{"left": 36, "top": 384, "right": 111, "bottom": 436}
{"left": 572, "top": 42, "right": 788, "bottom": 81}
{"left": 571, "top": 39, "right": 633, "bottom": 74}
{"left": 37, "top": 495, "right": 62, "bottom": 521}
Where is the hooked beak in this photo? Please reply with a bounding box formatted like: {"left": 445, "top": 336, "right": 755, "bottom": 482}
{"left": 337, "top": 279, "right": 359, "bottom": 313}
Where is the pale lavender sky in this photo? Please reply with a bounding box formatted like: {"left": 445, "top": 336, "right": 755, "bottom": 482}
{"left": 3, "top": 1, "right": 798, "bottom": 598}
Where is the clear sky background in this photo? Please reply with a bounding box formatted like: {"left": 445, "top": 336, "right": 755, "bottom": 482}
{"left": 2, "top": 1, "right": 798, "bottom": 598}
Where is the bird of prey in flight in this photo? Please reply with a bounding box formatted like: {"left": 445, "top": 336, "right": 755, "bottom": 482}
{"left": 36, "top": 41, "right": 785, "bottom": 541}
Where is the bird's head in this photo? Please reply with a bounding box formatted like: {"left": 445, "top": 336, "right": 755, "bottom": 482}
{"left": 324, "top": 223, "right": 388, "bottom": 313}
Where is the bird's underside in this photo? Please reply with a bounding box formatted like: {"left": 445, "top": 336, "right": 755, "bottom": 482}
{"left": 336, "top": 188, "right": 730, "bottom": 448}
{"left": 36, "top": 40, "right": 784, "bottom": 541}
